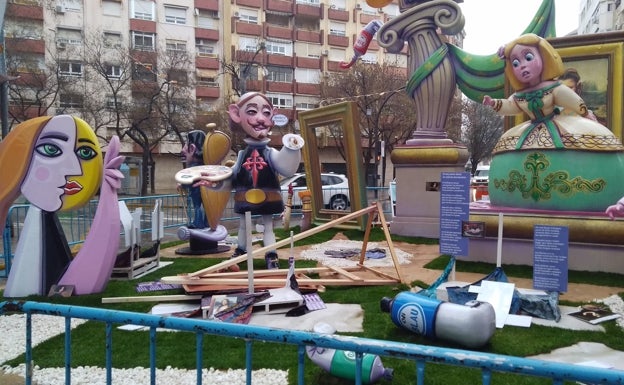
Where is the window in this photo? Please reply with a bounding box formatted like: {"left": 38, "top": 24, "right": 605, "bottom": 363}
{"left": 195, "top": 39, "right": 216, "bottom": 57}
{"left": 266, "top": 93, "right": 293, "bottom": 109}
{"left": 329, "top": 22, "right": 346, "bottom": 36}
{"left": 56, "top": 27, "right": 82, "bottom": 46}
{"left": 164, "top": 5, "right": 187, "bottom": 25}
{"left": 265, "top": 41, "right": 291, "bottom": 56}
{"left": 297, "top": 0, "right": 320, "bottom": 4}
{"left": 197, "top": 70, "right": 218, "bottom": 86}
{"left": 132, "top": 0, "right": 154, "bottom": 21}
{"left": 104, "top": 32, "right": 122, "bottom": 48}
{"left": 102, "top": 0, "right": 122, "bottom": 16}
{"left": 361, "top": 52, "right": 378, "bottom": 64}
{"left": 133, "top": 63, "right": 156, "bottom": 81}
{"left": 296, "top": 102, "right": 317, "bottom": 110}
{"left": 196, "top": 9, "right": 219, "bottom": 29}
{"left": 59, "top": 93, "right": 84, "bottom": 108}
{"left": 132, "top": 31, "right": 155, "bottom": 51}
{"left": 360, "top": 2, "right": 378, "bottom": 15}
{"left": 166, "top": 40, "right": 186, "bottom": 54}
{"left": 105, "top": 64, "right": 122, "bottom": 78}
{"left": 266, "top": 66, "right": 293, "bottom": 83}
{"left": 167, "top": 69, "right": 188, "bottom": 85}
{"left": 60, "top": 0, "right": 82, "bottom": 12}
{"left": 59, "top": 62, "right": 83, "bottom": 77}
{"left": 238, "top": 9, "right": 258, "bottom": 24}
{"left": 239, "top": 37, "right": 265, "bottom": 53}
{"left": 295, "top": 68, "right": 320, "bottom": 84}
{"left": 106, "top": 95, "right": 122, "bottom": 109}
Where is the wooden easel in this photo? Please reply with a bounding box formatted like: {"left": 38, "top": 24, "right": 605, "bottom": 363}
{"left": 160, "top": 201, "right": 407, "bottom": 288}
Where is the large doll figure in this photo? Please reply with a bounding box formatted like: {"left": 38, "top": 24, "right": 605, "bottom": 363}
{"left": 179, "top": 130, "right": 209, "bottom": 229}
{"left": 227, "top": 92, "right": 303, "bottom": 268}
{"left": 191, "top": 92, "right": 303, "bottom": 268}
{"left": 482, "top": 34, "right": 624, "bottom": 212}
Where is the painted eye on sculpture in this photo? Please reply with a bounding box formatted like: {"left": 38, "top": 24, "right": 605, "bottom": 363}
{"left": 35, "top": 143, "right": 63, "bottom": 158}
{"left": 75, "top": 145, "right": 98, "bottom": 161}
{"left": 512, "top": 59, "right": 520, "bottom": 67}
{"left": 525, "top": 52, "right": 535, "bottom": 61}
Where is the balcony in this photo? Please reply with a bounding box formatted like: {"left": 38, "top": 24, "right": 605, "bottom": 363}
{"left": 196, "top": 28, "right": 219, "bottom": 40}
{"left": 235, "top": 50, "right": 266, "bottom": 64}
{"left": 266, "top": 53, "right": 294, "bottom": 66}
{"left": 359, "top": 13, "right": 379, "bottom": 25}
{"left": 295, "top": 2, "right": 322, "bottom": 18}
{"left": 235, "top": 21, "right": 263, "bottom": 36}
{"left": 266, "top": 80, "right": 293, "bottom": 93}
{"left": 194, "top": 0, "right": 219, "bottom": 11}
{"left": 295, "top": 82, "right": 320, "bottom": 95}
{"left": 328, "top": 7, "right": 349, "bottom": 22}
{"left": 6, "top": 37, "right": 45, "bottom": 54}
{"left": 236, "top": 0, "right": 262, "bottom": 7}
{"left": 265, "top": 24, "right": 294, "bottom": 40}
{"left": 7, "top": 2, "right": 44, "bottom": 20}
{"left": 296, "top": 29, "right": 321, "bottom": 43}
{"left": 295, "top": 56, "right": 321, "bottom": 69}
{"left": 266, "top": 0, "right": 293, "bottom": 14}
{"left": 327, "top": 34, "right": 349, "bottom": 47}
{"left": 196, "top": 85, "right": 220, "bottom": 98}
{"left": 130, "top": 19, "right": 157, "bottom": 33}
{"left": 195, "top": 56, "right": 220, "bottom": 70}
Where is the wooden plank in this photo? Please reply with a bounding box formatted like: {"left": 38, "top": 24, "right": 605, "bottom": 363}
{"left": 324, "top": 265, "right": 363, "bottom": 281}
{"left": 161, "top": 275, "right": 398, "bottom": 286}
{"left": 169, "top": 204, "right": 379, "bottom": 278}
{"left": 375, "top": 201, "right": 407, "bottom": 284}
{"left": 102, "top": 294, "right": 202, "bottom": 304}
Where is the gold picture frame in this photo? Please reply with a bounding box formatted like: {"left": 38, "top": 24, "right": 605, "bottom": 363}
{"left": 509, "top": 31, "right": 624, "bottom": 140}
{"left": 297, "top": 101, "right": 368, "bottom": 230}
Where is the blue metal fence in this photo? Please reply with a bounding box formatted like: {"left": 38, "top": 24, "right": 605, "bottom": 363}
{"left": 0, "top": 188, "right": 393, "bottom": 278}
{"left": 1, "top": 300, "right": 623, "bottom": 385}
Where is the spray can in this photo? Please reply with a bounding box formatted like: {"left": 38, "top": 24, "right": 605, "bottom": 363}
{"left": 306, "top": 323, "right": 393, "bottom": 384}
{"left": 380, "top": 291, "right": 496, "bottom": 349}
{"left": 340, "top": 20, "right": 384, "bottom": 69}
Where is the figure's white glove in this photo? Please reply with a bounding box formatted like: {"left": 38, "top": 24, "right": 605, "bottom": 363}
{"left": 605, "top": 198, "right": 624, "bottom": 220}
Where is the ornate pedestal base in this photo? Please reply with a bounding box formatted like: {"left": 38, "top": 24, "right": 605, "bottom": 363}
{"left": 389, "top": 144, "right": 469, "bottom": 238}
{"left": 467, "top": 204, "right": 624, "bottom": 273}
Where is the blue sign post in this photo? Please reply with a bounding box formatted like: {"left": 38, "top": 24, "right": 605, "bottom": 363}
{"left": 533, "top": 225, "right": 569, "bottom": 292}
{"left": 439, "top": 172, "right": 470, "bottom": 257}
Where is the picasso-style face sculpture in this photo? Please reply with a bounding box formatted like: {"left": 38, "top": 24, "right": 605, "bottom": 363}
{"left": 19, "top": 116, "right": 102, "bottom": 212}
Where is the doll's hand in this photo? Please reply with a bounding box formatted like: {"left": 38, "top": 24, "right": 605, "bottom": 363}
{"left": 605, "top": 201, "right": 624, "bottom": 220}
{"left": 483, "top": 95, "right": 494, "bottom": 107}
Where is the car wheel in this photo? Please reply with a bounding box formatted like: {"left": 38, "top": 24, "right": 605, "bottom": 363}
{"left": 329, "top": 195, "right": 349, "bottom": 211}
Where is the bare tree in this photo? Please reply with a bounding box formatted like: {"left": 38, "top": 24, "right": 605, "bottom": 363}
{"left": 461, "top": 99, "right": 503, "bottom": 173}
{"left": 320, "top": 62, "right": 418, "bottom": 186}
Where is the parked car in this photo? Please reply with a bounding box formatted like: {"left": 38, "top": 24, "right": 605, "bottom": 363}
{"left": 471, "top": 165, "right": 490, "bottom": 186}
{"left": 279, "top": 172, "right": 350, "bottom": 210}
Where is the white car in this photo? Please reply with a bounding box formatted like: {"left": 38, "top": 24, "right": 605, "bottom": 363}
{"left": 280, "top": 173, "right": 350, "bottom": 210}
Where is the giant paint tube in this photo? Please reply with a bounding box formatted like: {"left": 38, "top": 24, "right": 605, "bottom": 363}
{"left": 340, "top": 20, "right": 383, "bottom": 69}
{"left": 380, "top": 291, "right": 496, "bottom": 349}
{"left": 306, "top": 323, "right": 393, "bottom": 384}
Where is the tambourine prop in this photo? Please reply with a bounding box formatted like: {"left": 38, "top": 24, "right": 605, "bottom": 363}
{"left": 175, "top": 164, "right": 233, "bottom": 188}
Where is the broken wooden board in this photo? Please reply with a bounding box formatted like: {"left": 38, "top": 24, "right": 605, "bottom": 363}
{"left": 159, "top": 202, "right": 407, "bottom": 289}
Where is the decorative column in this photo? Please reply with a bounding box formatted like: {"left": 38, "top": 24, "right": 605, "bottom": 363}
{"left": 378, "top": 0, "right": 469, "bottom": 238}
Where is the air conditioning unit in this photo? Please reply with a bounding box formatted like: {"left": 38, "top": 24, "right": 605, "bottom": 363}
{"left": 234, "top": 12, "right": 240, "bottom": 18}
{"left": 322, "top": 50, "right": 328, "bottom": 56}
{"left": 194, "top": 8, "right": 200, "bottom": 16}
{"left": 355, "top": 4, "right": 361, "bottom": 9}
{"left": 55, "top": 5, "right": 65, "bottom": 13}
{"left": 330, "top": 4, "right": 336, "bottom": 9}
{"left": 57, "top": 41, "right": 67, "bottom": 49}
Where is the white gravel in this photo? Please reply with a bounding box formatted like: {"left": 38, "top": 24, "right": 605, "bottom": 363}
{"left": 0, "top": 313, "right": 288, "bottom": 385}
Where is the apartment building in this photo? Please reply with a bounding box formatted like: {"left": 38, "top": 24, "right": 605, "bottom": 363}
{"left": 4, "top": 0, "right": 417, "bottom": 192}
{"left": 579, "top": 0, "right": 624, "bottom": 34}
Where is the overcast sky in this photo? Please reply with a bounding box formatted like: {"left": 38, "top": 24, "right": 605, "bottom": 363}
{"left": 459, "top": 0, "right": 582, "bottom": 55}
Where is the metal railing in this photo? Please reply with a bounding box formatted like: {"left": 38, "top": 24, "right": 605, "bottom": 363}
{"left": 1, "top": 300, "right": 623, "bottom": 385}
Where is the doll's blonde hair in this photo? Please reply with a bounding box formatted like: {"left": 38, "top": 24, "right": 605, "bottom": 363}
{"left": 503, "top": 33, "right": 564, "bottom": 91}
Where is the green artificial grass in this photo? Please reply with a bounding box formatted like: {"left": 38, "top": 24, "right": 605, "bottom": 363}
{"left": 2, "top": 226, "right": 623, "bottom": 385}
